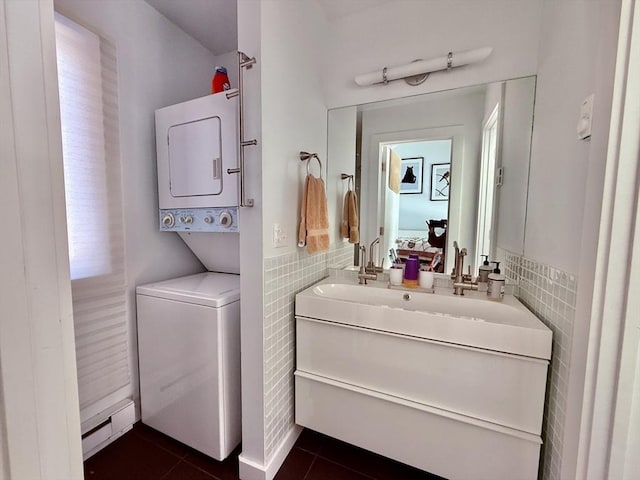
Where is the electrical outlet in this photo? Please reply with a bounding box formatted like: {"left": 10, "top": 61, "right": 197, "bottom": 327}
{"left": 273, "top": 223, "right": 287, "bottom": 248}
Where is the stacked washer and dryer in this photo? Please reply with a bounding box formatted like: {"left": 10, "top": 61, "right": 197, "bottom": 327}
{"left": 136, "top": 90, "right": 242, "bottom": 460}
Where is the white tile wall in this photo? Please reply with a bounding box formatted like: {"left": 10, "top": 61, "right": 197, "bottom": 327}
{"left": 262, "top": 243, "right": 353, "bottom": 459}
{"left": 498, "top": 248, "right": 577, "bottom": 480}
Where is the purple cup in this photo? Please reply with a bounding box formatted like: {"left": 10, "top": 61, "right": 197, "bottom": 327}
{"left": 404, "top": 257, "right": 419, "bottom": 281}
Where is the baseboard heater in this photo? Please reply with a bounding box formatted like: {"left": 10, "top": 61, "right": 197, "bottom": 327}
{"left": 81, "top": 399, "right": 135, "bottom": 460}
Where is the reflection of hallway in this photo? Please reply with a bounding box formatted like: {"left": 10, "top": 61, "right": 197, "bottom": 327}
{"left": 381, "top": 139, "right": 453, "bottom": 270}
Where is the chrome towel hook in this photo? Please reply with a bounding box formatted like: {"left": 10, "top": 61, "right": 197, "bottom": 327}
{"left": 300, "top": 151, "right": 323, "bottom": 179}
{"left": 341, "top": 173, "right": 354, "bottom": 191}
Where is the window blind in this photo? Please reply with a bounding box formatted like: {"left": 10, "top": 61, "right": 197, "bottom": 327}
{"left": 55, "top": 14, "right": 130, "bottom": 414}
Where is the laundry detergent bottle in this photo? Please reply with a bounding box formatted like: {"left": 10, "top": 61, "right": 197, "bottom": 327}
{"left": 211, "top": 66, "right": 230, "bottom": 94}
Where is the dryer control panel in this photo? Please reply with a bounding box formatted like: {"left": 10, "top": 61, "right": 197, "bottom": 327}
{"left": 160, "top": 207, "right": 238, "bottom": 233}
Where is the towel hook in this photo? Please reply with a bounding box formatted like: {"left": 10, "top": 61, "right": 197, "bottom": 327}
{"left": 341, "top": 173, "right": 354, "bottom": 191}
{"left": 300, "top": 151, "right": 323, "bottom": 179}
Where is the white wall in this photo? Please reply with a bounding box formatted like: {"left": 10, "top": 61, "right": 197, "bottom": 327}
{"left": 238, "top": 0, "right": 329, "bottom": 477}
{"left": 392, "top": 141, "right": 451, "bottom": 232}
{"left": 0, "top": 0, "right": 83, "bottom": 477}
{"left": 237, "top": 0, "right": 265, "bottom": 470}
{"left": 323, "top": 0, "right": 542, "bottom": 109}
{"left": 327, "top": 107, "right": 358, "bottom": 245}
{"left": 214, "top": 49, "right": 240, "bottom": 91}
{"left": 540, "top": 1, "right": 622, "bottom": 479}
{"left": 514, "top": 0, "right": 622, "bottom": 479}
{"left": 260, "top": 1, "right": 328, "bottom": 257}
{"left": 526, "top": 2, "right": 603, "bottom": 274}
{"left": 495, "top": 76, "right": 536, "bottom": 255}
{"left": 54, "top": 0, "right": 219, "bottom": 420}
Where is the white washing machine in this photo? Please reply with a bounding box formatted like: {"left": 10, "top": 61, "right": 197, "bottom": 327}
{"left": 136, "top": 272, "right": 241, "bottom": 460}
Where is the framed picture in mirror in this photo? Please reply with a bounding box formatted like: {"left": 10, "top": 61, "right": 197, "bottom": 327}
{"left": 400, "top": 157, "right": 424, "bottom": 194}
{"left": 430, "top": 163, "right": 450, "bottom": 201}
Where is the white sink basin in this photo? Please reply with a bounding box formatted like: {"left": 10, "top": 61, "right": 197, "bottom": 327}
{"left": 296, "top": 278, "right": 551, "bottom": 359}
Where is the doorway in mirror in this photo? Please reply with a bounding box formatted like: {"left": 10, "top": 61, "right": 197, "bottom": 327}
{"left": 383, "top": 140, "right": 452, "bottom": 270}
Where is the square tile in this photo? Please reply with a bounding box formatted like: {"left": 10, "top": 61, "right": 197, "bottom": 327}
{"left": 182, "top": 445, "right": 241, "bottom": 480}
{"left": 317, "top": 434, "right": 443, "bottom": 480}
{"left": 274, "top": 447, "right": 315, "bottom": 480}
{"left": 84, "top": 430, "right": 180, "bottom": 480}
{"left": 162, "top": 461, "right": 218, "bottom": 480}
{"left": 305, "top": 457, "right": 370, "bottom": 480}
{"left": 133, "top": 423, "right": 191, "bottom": 459}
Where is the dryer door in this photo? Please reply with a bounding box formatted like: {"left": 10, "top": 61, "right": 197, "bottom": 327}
{"left": 155, "top": 91, "right": 239, "bottom": 210}
{"left": 168, "top": 116, "right": 222, "bottom": 197}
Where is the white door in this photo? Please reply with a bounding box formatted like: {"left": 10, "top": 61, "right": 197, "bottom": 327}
{"left": 475, "top": 104, "right": 500, "bottom": 261}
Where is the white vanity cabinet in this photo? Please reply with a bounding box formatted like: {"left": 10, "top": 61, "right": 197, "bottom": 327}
{"left": 294, "top": 285, "right": 551, "bottom": 480}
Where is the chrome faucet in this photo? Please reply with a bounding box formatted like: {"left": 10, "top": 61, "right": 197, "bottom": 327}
{"left": 452, "top": 241, "right": 478, "bottom": 295}
{"left": 366, "top": 237, "right": 383, "bottom": 274}
{"left": 358, "top": 245, "right": 378, "bottom": 285}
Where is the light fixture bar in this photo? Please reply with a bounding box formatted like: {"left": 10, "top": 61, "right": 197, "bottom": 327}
{"left": 354, "top": 47, "right": 493, "bottom": 87}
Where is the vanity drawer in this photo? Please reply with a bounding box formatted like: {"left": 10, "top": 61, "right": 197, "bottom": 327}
{"left": 295, "top": 371, "right": 541, "bottom": 480}
{"left": 296, "top": 316, "right": 548, "bottom": 434}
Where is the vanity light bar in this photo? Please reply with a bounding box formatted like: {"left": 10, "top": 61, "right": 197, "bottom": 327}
{"left": 354, "top": 47, "right": 493, "bottom": 87}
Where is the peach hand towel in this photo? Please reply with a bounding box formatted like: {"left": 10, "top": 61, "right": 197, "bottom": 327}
{"left": 388, "top": 148, "right": 401, "bottom": 193}
{"left": 340, "top": 190, "right": 359, "bottom": 244}
{"left": 298, "top": 174, "right": 330, "bottom": 253}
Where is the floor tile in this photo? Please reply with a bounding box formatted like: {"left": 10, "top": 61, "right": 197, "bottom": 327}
{"left": 84, "top": 423, "right": 446, "bottom": 480}
{"left": 274, "top": 447, "right": 315, "bottom": 480}
{"left": 183, "top": 444, "right": 241, "bottom": 480}
{"left": 133, "top": 423, "right": 191, "bottom": 459}
{"left": 317, "top": 435, "right": 443, "bottom": 480}
{"left": 161, "top": 460, "right": 219, "bottom": 480}
{"left": 295, "top": 428, "right": 329, "bottom": 455}
{"left": 305, "top": 457, "right": 372, "bottom": 480}
{"left": 84, "top": 431, "right": 181, "bottom": 480}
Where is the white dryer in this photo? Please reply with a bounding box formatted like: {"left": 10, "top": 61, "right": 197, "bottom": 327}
{"left": 136, "top": 272, "right": 241, "bottom": 460}
{"left": 154, "top": 90, "right": 241, "bottom": 274}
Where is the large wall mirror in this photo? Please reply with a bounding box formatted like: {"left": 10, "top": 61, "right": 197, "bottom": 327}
{"left": 328, "top": 76, "right": 536, "bottom": 274}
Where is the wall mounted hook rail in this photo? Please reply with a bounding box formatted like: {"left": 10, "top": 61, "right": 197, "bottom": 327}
{"left": 230, "top": 50, "right": 257, "bottom": 207}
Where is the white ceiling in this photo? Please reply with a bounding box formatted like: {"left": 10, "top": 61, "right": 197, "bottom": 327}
{"left": 144, "top": 0, "right": 395, "bottom": 54}
{"left": 144, "top": 0, "right": 237, "bottom": 55}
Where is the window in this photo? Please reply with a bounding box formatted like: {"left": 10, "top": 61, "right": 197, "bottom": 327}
{"left": 55, "top": 14, "right": 130, "bottom": 417}
{"left": 56, "top": 13, "right": 118, "bottom": 280}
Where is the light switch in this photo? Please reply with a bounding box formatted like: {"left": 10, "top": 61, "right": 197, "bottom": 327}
{"left": 496, "top": 167, "right": 504, "bottom": 187}
{"left": 577, "top": 94, "right": 594, "bottom": 140}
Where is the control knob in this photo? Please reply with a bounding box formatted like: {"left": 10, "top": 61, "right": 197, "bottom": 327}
{"left": 180, "top": 215, "right": 194, "bottom": 224}
{"left": 219, "top": 211, "right": 233, "bottom": 228}
{"left": 204, "top": 215, "right": 214, "bottom": 224}
{"left": 162, "top": 213, "right": 175, "bottom": 228}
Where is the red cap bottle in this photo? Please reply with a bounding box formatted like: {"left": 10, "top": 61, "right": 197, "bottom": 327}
{"left": 211, "top": 66, "right": 230, "bottom": 94}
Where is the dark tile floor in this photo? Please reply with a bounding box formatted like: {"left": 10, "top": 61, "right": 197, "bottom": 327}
{"left": 84, "top": 423, "right": 444, "bottom": 479}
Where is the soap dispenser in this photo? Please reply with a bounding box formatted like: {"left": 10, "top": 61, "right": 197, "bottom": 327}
{"left": 478, "top": 255, "right": 492, "bottom": 291}
{"left": 487, "top": 262, "right": 505, "bottom": 301}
